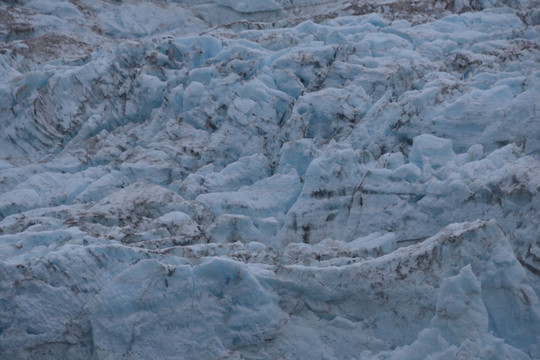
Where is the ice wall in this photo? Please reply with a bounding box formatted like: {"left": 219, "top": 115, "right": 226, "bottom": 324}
{"left": 1, "top": 0, "right": 539, "bottom": 358}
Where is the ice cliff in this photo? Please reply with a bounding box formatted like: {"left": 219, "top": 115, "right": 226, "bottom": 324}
{"left": 1, "top": 0, "right": 540, "bottom": 358}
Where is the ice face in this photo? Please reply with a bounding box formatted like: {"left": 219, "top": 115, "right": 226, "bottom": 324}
{"left": 1, "top": 0, "right": 540, "bottom": 359}
{"left": 409, "top": 134, "right": 457, "bottom": 170}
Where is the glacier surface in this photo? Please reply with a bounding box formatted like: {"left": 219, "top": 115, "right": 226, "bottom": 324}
{"left": 1, "top": 0, "right": 540, "bottom": 358}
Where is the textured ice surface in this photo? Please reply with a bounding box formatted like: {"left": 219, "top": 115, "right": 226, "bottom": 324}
{"left": 1, "top": 0, "right": 540, "bottom": 358}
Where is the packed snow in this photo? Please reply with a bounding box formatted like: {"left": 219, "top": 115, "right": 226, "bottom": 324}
{"left": 1, "top": 0, "right": 540, "bottom": 358}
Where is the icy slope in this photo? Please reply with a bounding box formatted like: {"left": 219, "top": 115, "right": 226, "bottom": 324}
{"left": 1, "top": 0, "right": 540, "bottom": 359}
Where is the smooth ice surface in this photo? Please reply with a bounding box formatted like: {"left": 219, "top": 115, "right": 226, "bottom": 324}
{"left": 1, "top": 0, "right": 540, "bottom": 359}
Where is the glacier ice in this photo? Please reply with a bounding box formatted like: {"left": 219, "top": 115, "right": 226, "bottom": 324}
{"left": 1, "top": 0, "right": 540, "bottom": 358}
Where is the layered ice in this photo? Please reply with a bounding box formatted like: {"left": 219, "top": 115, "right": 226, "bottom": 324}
{"left": 1, "top": 0, "right": 540, "bottom": 358}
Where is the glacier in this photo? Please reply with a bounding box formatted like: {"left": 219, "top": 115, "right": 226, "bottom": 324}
{"left": 0, "top": 0, "right": 540, "bottom": 358}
